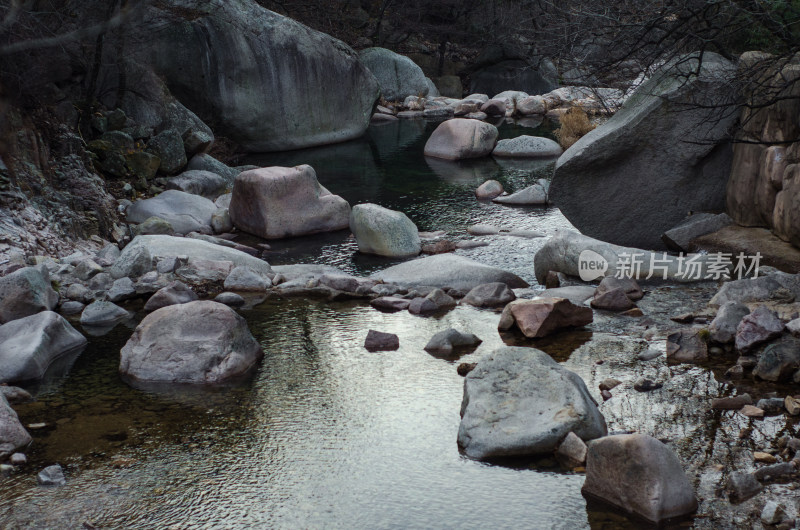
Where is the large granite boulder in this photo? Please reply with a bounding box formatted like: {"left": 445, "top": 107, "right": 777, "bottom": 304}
{"left": 0, "top": 394, "right": 31, "bottom": 459}
{"left": 143, "top": 0, "right": 379, "bottom": 151}
{"left": 371, "top": 254, "right": 528, "bottom": 291}
{"left": 0, "top": 311, "right": 87, "bottom": 384}
{"left": 458, "top": 346, "right": 606, "bottom": 460}
{"left": 424, "top": 119, "right": 498, "bottom": 160}
{"left": 492, "top": 136, "right": 562, "bottom": 158}
{"left": 120, "top": 301, "right": 263, "bottom": 384}
{"left": 229, "top": 165, "right": 350, "bottom": 239}
{"left": 359, "top": 47, "right": 429, "bottom": 102}
{"left": 350, "top": 203, "right": 421, "bottom": 257}
{"left": 126, "top": 190, "right": 217, "bottom": 234}
{"left": 111, "top": 235, "right": 272, "bottom": 279}
{"left": 582, "top": 434, "right": 698, "bottom": 524}
{"left": 550, "top": 52, "right": 737, "bottom": 249}
{"left": 0, "top": 266, "right": 58, "bottom": 324}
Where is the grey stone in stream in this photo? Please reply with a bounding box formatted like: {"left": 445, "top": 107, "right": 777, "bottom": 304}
{"left": 633, "top": 378, "right": 662, "bottom": 392}
{"left": 127, "top": 190, "right": 217, "bottom": 235}
{"left": 9, "top": 453, "right": 26, "bottom": 466}
{"left": 709, "top": 272, "right": 800, "bottom": 307}
{"left": 582, "top": 434, "right": 698, "bottom": 524}
{"left": 120, "top": 301, "right": 263, "bottom": 384}
{"left": 711, "top": 394, "right": 753, "bottom": 410}
{"left": 350, "top": 204, "right": 421, "bottom": 258}
{"left": 756, "top": 398, "right": 786, "bottom": 414}
{"left": 423, "top": 119, "right": 499, "bottom": 160}
{"left": 458, "top": 347, "right": 606, "bottom": 460}
{"left": 211, "top": 208, "right": 233, "bottom": 234}
{"left": 111, "top": 235, "right": 272, "bottom": 280}
{"left": 753, "top": 337, "right": 800, "bottom": 382}
{"left": 80, "top": 301, "right": 131, "bottom": 327}
{"left": 596, "top": 276, "right": 643, "bottom": 301}
{"left": 59, "top": 301, "right": 85, "bottom": 316}
{"left": 556, "top": 432, "right": 588, "bottom": 468}
{"left": 359, "top": 47, "right": 428, "bottom": 102}
{"left": 95, "top": 244, "right": 121, "bottom": 267}
{"left": 89, "top": 273, "right": 113, "bottom": 293}
{"left": 754, "top": 462, "right": 797, "bottom": 482}
{"left": 661, "top": 213, "right": 734, "bottom": 252}
{"left": 709, "top": 302, "right": 750, "bottom": 344}
{"left": 0, "top": 266, "right": 58, "bottom": 324}
{"left": 0, "top": 312, "right": 87, "bottom": 384}
{"left": 498, "top": 298, "right": 593, "bottom": 338}
{"left": 492, "top": 136, "right": 562, "bottom": 158}
{"left": 319, "top": 274, "right": 365, "bottom": 293}
{"left": 761, "top": 501, "right": 787, "bottom": 526}
{"left": 492, "top": 183, "right": 547, "bottom": 205}
{"left": 65, "top": 283, "right": 93, "bottom": 303}
{"left": 460, "top": 282, "right": 516, "bottom": 308}
{"left": 230, "top": 165, "right": 350, "bottom": 239}
{"left": 0, "top": 386, "right": 32, "bottom": 404}
{"left": 637, "top": 349, "right": 662, "bottom": 361}
{"left": 424, "top": 329, "right": 482, "bottom": 355}
{"left": 591, "top": 288, "right": 635, "bottom": 311}
{"left": 550, "top": 52, "right": 737, "bottom": 249}
{"left": 408, "top": 289, "right": 456, "bottom": 315}
{"left": 144, "top": 281, "right": 198, "bottom": 312}
{"left": 146, "top": 129, "right": 186, "bottom": 174}
{"left": 666, "top": 329, "right": 708, "bottom": 363}
{"left": 726, "top": 472, "right": 763, "bottom": 503}
{"left": 223, "top": 267, "right": 271, "bottom": 292}
{"left": 371, "top": 254, "right": 528, "bottom": 292}
{"left": 370, "top": 296, "right": 411, "bottom": 312}
{"left": 475, "top": 180, "right": 504, "bottom": 199}
{"left": 735, "top": 305, "right": 784, "bottom": 352}
{"left": 187, "top": 155, "right": 239, "bottom": 184}
{"left": 214, "top": 292, "right": 245, "bottom": 308}
{"left": 533, "top": 231, "right": 715, "bottom": 284}
{"left": 135, "top": 216, "right": 175, "bottom": 236}
{"left": 466, "top": 224, "right": 501, "bottom": 235}
{"left": 271, "top": 264, "right": 344, "bottom": 284}
{"left": 364, "top": 330, "right": 400, "bottom": 352}
{"left": 108, "top": 277, "right": 136, "bottom": 303}
{"left": 538, "top": 286, "right": 597, "bottom": 305}
{"left": 0, "top": 394, "right": 31, "bottom": 459}
{"left": 73, "top": 259, "right": 103, "bottom": 281}
{"left": 166, "top": 170, "right": 228, "bottom": 200}
{"left": 36, "top": 464, "right": 66, "bottom": 486}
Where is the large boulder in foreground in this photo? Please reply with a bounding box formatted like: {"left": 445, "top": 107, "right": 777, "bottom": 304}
{"left": 582, "top": 434, "right": 698, "bottom": 524}
{"left": 0, "top": 394, "right": 31, "bottom": 459}
{"left": 120, "top": 301, "right": 263, "bottom": 384}
{"left": 111, "top": 235, "right": 272, "bottom": 279}
{"left": 229, "top": 165, "right": 350, "bottom": 239}
{"left": 359, "top": 48, "right": 429, "bottom": 102}
{"left": 350, "top": 203, "right": 421, "bottom": 257}
{"left": 0, "top": 311, "right": 87, "bottom": 384}
{"left": 144, "top": 0, "right": 379, "bottom": 151}
{"left": 424, "top": 119, "right": 499, "bottom": 160}
{"left": 126, "top": 190, "right": 217, "bottom": 234}
{"left": 534, "top": 231, "right": 715, "bottom": 284}
{"left": 458, "top": 346, "right": 606, "bottom": 460}
{"left": 371, "top": 254, "right": 528, "bottom": 291}
{"left": 549, "top": 52, "right": 737, "bottom": 249}
{"left": 0, "top": 266, "right": 58, "bottom": 324}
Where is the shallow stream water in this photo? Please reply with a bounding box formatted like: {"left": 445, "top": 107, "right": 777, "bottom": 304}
{"left": 1, "top": 119, "right": 797, "bottom": 528}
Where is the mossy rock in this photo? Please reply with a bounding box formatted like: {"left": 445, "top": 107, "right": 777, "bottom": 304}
{"left": 126, "top": 151, "right": 161, "bottom": 181}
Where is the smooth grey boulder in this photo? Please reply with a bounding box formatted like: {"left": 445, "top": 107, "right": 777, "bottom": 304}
{"left": 550, "top": 52, "right": 738, "bottom": 249}
{"left": 111, "top": 235, "right": 272, "bottom": 280}
{"left": 0, "top": 394, "right": 31, "bottom": 459}
{"left": 223, "top": 266, "right": 271, "bottom": 292}
{"left": 364, "top": 330, "right": 400, "bottom": 352}
{"left": 475, "top": 180, "right": 504, "bottom": 199}
{"left": 126, "top": 190, "right": 217, "bottom": 234}
{"left": 709, "top": 302, "right": 750, "bottom": 344}
{"left": 145, "top": 0, "right": 379, "bottom": 151}
{"left": 458, "top": 346, "right": 606, "bottom": 460}
{"left": 135, "top": 216, "right": 175, "bottom": 236}
{"left": 166, "top": 170, "right": 228, "bottom": 200}
{"left": 108, "top": 277, "right": 137, "bottom": 303}
{"left": 350, "top": 203, "right": 421, "bottom": 257}
{"left": 533, "top": 231, "right": 715, "bottom": 284}
{"left": 0, "top": 266, "right": 58, "bottom": 324}
{"left": 371, "top": 254, "right": 528, "bottom": 291}
{"left": 409, "top": 288, "right": 457, "bottom": 315}
{"left": 144, "top": 281, "right": 198, "bottom": 312}
{"left": 492, "top": 136, "right": 562, "bottom": 158}
{"left": 0, "top": 312, "right": 87, "bottom": 384}
{"left": 36, "top": 464, "right": 66, "bottom": 486}
{"left": 460, "top": 282, "right": 516, "bottom": 308}
{"left": 423, "top": 119, "right": 499, "bottom": 160}
{"left": 424, "top": 328, "right": 482, "bottom": 355}
{"left": 80, "top": 301, "right": 131, "bottom": 328}
{"left": 229, "top": 165, "right": 350, "bottom": 239}
{"left": 492, "top": 183, "right": 548, "bottom": 205}
{"left": 120, "top": 301, "right": 263, "bottom": 384}
{"left": 662, "top": 213, "right": 734, "bottom": 252}
{"left": 359, "top": 47, "right": 429, "bottom": 102}
{"left": 214, "top": 292, "right": 245, "bottom": 307}
{"left": 582, "top": 434, "right": 698, "bottom": 524}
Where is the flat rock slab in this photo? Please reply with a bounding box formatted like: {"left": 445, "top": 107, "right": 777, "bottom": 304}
{"left": 126, "top": 190, "right": 217, "bottom": 234}
{"left": 691, "top": 225, "right": 800, "bottom": 273}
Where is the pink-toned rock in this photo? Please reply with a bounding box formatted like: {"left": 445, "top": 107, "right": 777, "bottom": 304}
{"left": 229, "top": 165, "right": 350, "bottom": 239}
{"left": 480, "top": 99, "right": 506, "bottom": 116}
{"left": 498, "top": 297, "right": 593, "bottom": 338}
{"left": 475, "top": 180, "right": 504, "bottom": 199}
{"left": 423, "top": 119, "right": 498, "bottom": 160}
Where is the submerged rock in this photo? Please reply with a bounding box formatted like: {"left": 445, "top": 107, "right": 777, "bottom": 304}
{"left": 120, "top": 301, "right": 263, "bottom": 384}
{"left": 229, "top": 165, "right": 350, "bottom": 239}
{"left": 36, "top": 464, "right": 66, "bottom": 486}
{"left": 0, "top": 312, "right": 87, "bottom": 384}
{"left": 372, "top": 254, "right": 528, "bottom": 291}
{"left": 726, "top": 471, "right": 763, "bottom": 503}
{"left": 350, "top": 204, "right": 421, "bottom": 257}
{"left": 458, "top": 346, "right": 606, "bottom": 460}
{"left": 582, "top": 434, "right": 698, "bottom": 524}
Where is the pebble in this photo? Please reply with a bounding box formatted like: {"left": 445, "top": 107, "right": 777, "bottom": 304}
{"left": 761, "top": 501, "right": 787, "bottom": 526}
{"left": 457, "top": 363, "right": 477, "bottom": 377}
{"left": 726, "top": 471, "right": 763, "bottom": 502}
{"left": 754, "top": 452, "right": 778, "bottom": 464}
{"left": 785, "top": 396, "right": 800, "bottom": 416}
{"left": 601, "top": 389, "right": 612, "bottom": 401}
{"left": 711, "top": 394, "right": 753, "bottom": 410}
{"left": 753, "top": 462, "right": 796, "bottom": 482}
{"left": 9, "top": 453, "right": 26, "bottom": 466}
{"left": 37, "top": 464, "right": 66, "bottom": 486}
{"left": 598, "top": 378, "right": 622, "bottom": 391}
{"left": 740, "top": 405, "right": 765, "bottom": 418}
{"left": 633, "top": 378, "right": 662, "bottom": 392}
